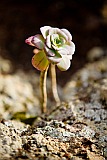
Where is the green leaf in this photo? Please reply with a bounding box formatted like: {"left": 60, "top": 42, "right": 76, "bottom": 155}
{"left": 11, "top": 112, "right": 37, "bottom": 125}
{"left": 32, "top": 50, "right": 49, "bottom": 71}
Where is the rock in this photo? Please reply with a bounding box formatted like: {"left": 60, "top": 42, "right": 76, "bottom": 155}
{"left": 0, "top": 56, "right": 13, "bottom": 74}
{"left": 0, "top": 57, "right": 62, "bottom": 120}
{"left": 63, "top": 57, "right": 107, "bottom": 159}
{"left": 0, "top": 55, "right": 107, "bottom": 159}
{"left": 0, "top": 120, "right": 28, "bottom": 159}
{"left": 87, "top": 150, "right": 104, "bottom": 160}
{"left": 0, "top": 70, "right": 41, "bottom": 120}
{"left": 87, "top": 47, "right": 106, "bottom": 61}
{"left": 20, "top": 120, "right": 100, "bottom": 160}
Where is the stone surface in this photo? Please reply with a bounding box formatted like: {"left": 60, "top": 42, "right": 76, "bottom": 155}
{"left": 0, "top": 55, "right": 107, "bottom": 159}
{"left": 0, "top": 56, "right": 13, "bottom": 74}
{"left": 0, "top": 57, "right": 41, "bottom": 120}
{"left": 0, "top": 120, "right": 27, "bottom": 159}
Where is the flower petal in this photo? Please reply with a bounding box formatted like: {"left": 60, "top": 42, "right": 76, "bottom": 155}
{"left": 57, "top": 55, "right": 71, "bottom": 71}
{"left": 49, "top": 28, "right": 68, "bottom": 41}
{"left": 61, "top": 29, "right": 72, "bottom": 40}
{"left": 58, "top": 47, "right": 69, "bottom": 55}
{"left": 52, "top": 44, "right": 59, "bottom": 50}
{"left": 44, "top": 46, "right": 55, "bottom": 56}
{"left": 58, "top": 42, "right": 75, "bottom": 56}
{"left": 48, "top": 55, "right": 62, "bottom": 63}
{"left": 32, "top": 50, "right": 49, "bottom": 71}
{"left": 45, "top": 46, "right": 62, "bottom": 63}
{"left": 25, "top": 36, "right": 35, "bottom": 46}
{"left": 47, "top": 51, "right": 62, "bottom": 63}
{"left": 40, "top": 26, "right": 51, "bottom": 39}
{"left": 51, "top": 34, "right": 59, "bottom": 43}
{"left": 46, "top": 35, "right": 51, "bottom": 48}
{"left": 68, "top": 41, "right": 75, "bottom": 54}
{"left": 67, "top": 54, "right": 72, "bottom": 60}
{"left": 32, "top": 34, "right": 45, "bottom": 49}
{"left": 65, "top": 41, "right": 75, "bottom": 55}
{"left": 58, "top": 30, "right": 68, "bottom": 41}
{"left": 48, "top": 28, "right": 60, "bottom": 35}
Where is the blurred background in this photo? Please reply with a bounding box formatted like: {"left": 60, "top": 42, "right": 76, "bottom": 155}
{"left": 0, "top": 0, "right": 107, "bottom": 86}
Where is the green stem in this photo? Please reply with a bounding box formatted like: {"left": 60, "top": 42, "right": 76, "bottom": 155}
{"left": 40, "top": 66, "right": 49, "bottom": 113}
{"left": 50, "top": 64, "right": 60, "bottom": 105}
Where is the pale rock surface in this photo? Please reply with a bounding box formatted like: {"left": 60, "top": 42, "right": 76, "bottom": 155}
{"left": 0, "top": 52, "right": 107, "bottom": 159}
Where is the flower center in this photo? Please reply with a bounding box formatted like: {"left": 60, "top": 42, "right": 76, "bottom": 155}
{"left": 54, "top": 38, "right": 62, "bottom": 46}
{"left": 51, "top": 34, "right": 65, "bottom": 48}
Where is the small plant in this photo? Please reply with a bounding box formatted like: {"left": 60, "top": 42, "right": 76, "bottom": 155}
{"left": 25, "top": 26, "right": 75, "bottom": 113}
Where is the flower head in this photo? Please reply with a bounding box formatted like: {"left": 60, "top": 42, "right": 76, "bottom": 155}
{"left": 25, "top": 26, "right": 75, "bottom": 71}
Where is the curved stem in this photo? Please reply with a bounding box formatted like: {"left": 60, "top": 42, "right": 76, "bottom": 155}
{"left": 50, "top": 64, "right": 60, "bottom": 105}
{"left": 40, "top": 66, "right": 49, "bottom": 113}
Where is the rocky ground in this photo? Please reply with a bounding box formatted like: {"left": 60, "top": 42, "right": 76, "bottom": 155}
{"left": 0, "top": 48, "right": 107, "bottom": 159}
{"left": 0, "top": 1, "right": 107, "bottom": 159}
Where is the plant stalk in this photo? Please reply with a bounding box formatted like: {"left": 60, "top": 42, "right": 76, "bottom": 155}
{"left": 40, "top": 66, "right": 49, "bottom": 113}
{"left": 50, "top": 64, "right": 60, "bottom": 105}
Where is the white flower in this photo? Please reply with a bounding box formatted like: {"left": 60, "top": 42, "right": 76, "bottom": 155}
{"left": 25, "top": 26, "right": 75, "bottom": 71}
